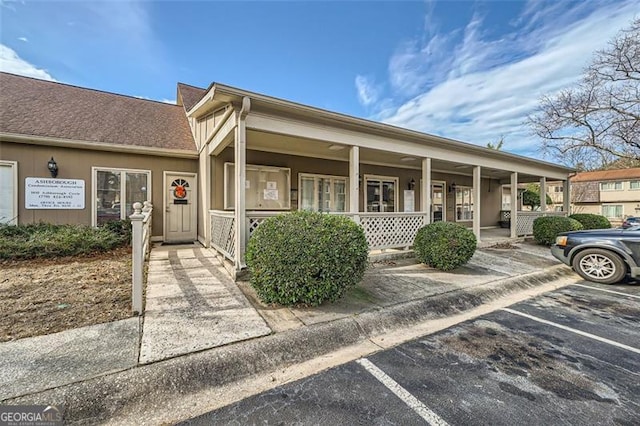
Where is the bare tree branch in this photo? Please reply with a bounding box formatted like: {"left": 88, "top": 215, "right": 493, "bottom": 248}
{"left": 529, "top": 18, "right": 640, "bottom": 170}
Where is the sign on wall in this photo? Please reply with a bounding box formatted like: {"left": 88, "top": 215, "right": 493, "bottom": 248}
{"left": 25, "top": 178, "right": 85, "bottom": 209}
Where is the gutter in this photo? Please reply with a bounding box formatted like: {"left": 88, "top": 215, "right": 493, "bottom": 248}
{"left": 0, "top": 132, "right": 199, "bottom": 159}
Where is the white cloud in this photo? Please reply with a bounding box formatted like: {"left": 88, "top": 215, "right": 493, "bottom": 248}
{"left": 367, "top": 0, "right": 639, "bottom": 160}
{"left": 134, "top": 95, "right": 176, "bottom": 105}
{"left": 355, "top": 75, "right": 380, "bottom": 106}
{"left": 0, "top": 44, "right": 55, "bottom": 81}
{"left": 18, "top": 36, "right": 27, "bottom": 42}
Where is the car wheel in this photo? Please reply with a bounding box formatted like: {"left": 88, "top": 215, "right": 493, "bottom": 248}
{"left": 571, "top": 248, "right": 627, "bottom": 284}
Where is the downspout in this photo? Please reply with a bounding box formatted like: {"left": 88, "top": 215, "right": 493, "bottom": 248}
{"left": 234, "top": 96, "right": 251, "bottom": 272}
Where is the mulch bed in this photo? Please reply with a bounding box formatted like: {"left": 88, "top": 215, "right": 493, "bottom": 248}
{"left": 0, "top": 247, "right": 133, "bottom": 342}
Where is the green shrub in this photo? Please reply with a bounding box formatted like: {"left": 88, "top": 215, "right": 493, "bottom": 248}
{"left": 0, "top": 222, "right": 130, "bottom": 260}
{"left": 533, "top": 216, "right": 584, "bottom": 246}
{"left": 245, "top": 211, "right": 368, "bottom": 306}
{"left": 99, "top": 219, "right": 132, "bottom": 243}
{"left": 568, "top": 213, "right": 611, "bottom": 230}
{"left": 413, "top": 222, "right": 477, "bottom": 271}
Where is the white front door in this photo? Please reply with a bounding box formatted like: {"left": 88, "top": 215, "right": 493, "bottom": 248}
{"left": 0, "top": 161, "right": 18, "bottom": 224}
{"left": 164, "top": 172, "right": 197, "bottom": 243}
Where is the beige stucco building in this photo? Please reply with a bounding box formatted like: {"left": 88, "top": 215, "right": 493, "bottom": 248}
{"left": 1, "top": 72, "right": 574, "bottom": 273}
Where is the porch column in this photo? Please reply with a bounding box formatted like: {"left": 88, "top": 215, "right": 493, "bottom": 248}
{"left": 349, "top": 146, "right": 360, "bottom": 223}
{"left": 510, "top": 172, "right": 518, "bottom": 238}
{"left": 563, "top": 179, "right": 571, "bottom": 214}
{"left": 473, "top": 166, "right": 481, "bottom": 241}
{"left": 235, "top": 97, "right": 250, "bottom": 270}
{"left": 422, "top": 158, "right": 431, "bottom": 225}
{"left": 199, "top": 150, "right": 212, "bottom": 247}
{"left": 539, "top": 177, "right": 547, "bottom": 212}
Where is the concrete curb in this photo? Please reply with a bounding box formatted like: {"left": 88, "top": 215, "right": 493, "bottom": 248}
{"left": 4, "top": 265, "right": 575, "bottom": 424}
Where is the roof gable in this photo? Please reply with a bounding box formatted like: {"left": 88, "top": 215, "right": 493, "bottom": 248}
{"left": 177, "top": 82, "right": 207, "bottom": 111}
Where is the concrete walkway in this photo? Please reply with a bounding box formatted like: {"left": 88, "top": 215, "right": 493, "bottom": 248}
{"left": 139, "top": 243, "right": 271, "bottom": 364}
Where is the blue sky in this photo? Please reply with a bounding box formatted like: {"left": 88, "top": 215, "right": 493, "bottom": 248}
{"left": 1, "top": 0, "right": 638, "bottom": 161}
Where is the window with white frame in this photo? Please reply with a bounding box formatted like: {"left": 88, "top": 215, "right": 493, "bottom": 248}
{"left": 225, "top": 163, "right": 291, "bottom": 210}
{"left": 299, "top": 173, "right": 348, "bottom": 212}
{"left": 0, "top": 160, "right": 18, "bottom": 224}
{"left": 93, "top": 167, "right": 150, "bottom": 225}
{"left": 600, "top": 181, "right": 623, "bottom": 191}
{"left": 455, "top": 186, "right": 474, "bottom": 221}
{"left": 602, "top": 204, "right": 623, "bottom": 219}
{"left": 630, "top": 180, "right": 640, "bottom": 190}
{"left": 365, "top": 175, "right": 398, "bottom": 212}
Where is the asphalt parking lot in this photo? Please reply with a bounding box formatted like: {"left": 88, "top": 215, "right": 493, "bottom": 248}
{"left": 180, "top": 280, "right": 640, "bottom": 425}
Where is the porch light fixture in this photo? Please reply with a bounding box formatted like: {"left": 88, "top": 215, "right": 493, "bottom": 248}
{"left": 448, "top": 182, "right": 456, "bottom": 193}
{"left": 328, "top": 144, "right": 345, "bottom": 151}
{"left": 47, "top": 157, "right": 58, "bottom": 178}
{"left": 408, "top": 178, "right": 416, "bottom": 190}
{"left": 400, "top": 156, "right": 416, "bottom": 162}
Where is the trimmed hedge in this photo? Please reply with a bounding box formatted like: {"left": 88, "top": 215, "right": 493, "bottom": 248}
{"left": 0, "top": 221, "right": 131, "bottom": 260}
{"left": 245, "top": 211, "right": 368, "bottom": 306}
{"left": 414, "top": 222, "right": 477, "bottom": 271}
{"left": 533, "top": 216, "right": 584, "bottom": 246}
{"left": 569, "top": 213, "right": 611, "bottom": 230}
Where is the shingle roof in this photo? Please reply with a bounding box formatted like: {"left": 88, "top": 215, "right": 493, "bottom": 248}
{"left": 571, "top": 168, "right": 640, "bottom": 182}
{"left": 177, "top": 82, "right": 207, "bottom": 111}
{"left": 0, "top": 72, "right": 196, "bottom": 152}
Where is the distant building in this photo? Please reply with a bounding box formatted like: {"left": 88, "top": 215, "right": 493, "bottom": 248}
{"left": 547, "top": 168, "right": 640, "bottom": 225}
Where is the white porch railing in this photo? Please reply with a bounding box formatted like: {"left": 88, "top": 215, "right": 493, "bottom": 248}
{"left": 247, "top": 211, "right": 427, "bottom": 250}
{"left": 210, "top": 210, "right": 236, "bottom": 261}
{"left": 358, "top": 212, "right": 426, "bottom": 250}
{"left": 209, "top": 210, "right": 430, "bottom": 262}
{"left": 212, "top": 209, "right": 573, "bottom": 262}
{"left": 130, "top": 201, "right": 153, "bottom": 315}
{"left": 516, "top": 211, "right": 567, "bottom": 236}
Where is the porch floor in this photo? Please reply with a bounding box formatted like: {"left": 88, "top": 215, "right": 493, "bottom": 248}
{"left": 479, "top": 227, "right": 518, "bottom": 246}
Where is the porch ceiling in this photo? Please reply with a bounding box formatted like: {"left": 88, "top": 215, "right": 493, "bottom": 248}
{"left": 245, "top": 129, "right": 546, "bottom": 181}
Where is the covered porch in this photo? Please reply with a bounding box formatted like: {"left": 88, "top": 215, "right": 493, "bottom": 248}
{"left": 189, "top": 92, "right": 572, "bottom": 273}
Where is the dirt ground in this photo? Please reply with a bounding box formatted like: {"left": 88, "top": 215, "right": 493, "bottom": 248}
{"left": 0, "top": 247, "right": 133, "bottom": 342}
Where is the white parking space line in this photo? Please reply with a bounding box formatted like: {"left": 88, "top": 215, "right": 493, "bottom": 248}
{"left": 502, "top": 308, "right": 640, "bottom": 354}
{"left": 570, "top": 283, "right": 640, "bottom": 300}
{"left": 356, "top": 358, "right": 450, "bottom": 426}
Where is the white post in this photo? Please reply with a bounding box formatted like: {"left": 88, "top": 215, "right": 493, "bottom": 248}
{"left": 130, "top": 202, "right": 144, "bottom": 315}
{"left": 235, "top": 97, "right": 250, "bottom": 270}
{"left": 473, "top": 166, "right": 481, "bottom": 242}
{"left": 510, "top": 172, "right": 518, "bottom": 238}
{"left": 539, "top": 177, "right": 547, "bottom": 212}
{"left": 563, "top": 179, "right": 571, "bottom": 214}
{"left": 349, "top": 146, "right": 360, "bottom": 223}
{"left": 422, "top": 158, "right": 431, "bottom": 225}
{"left": 199, "top": 150, "right": 212, "bottom": 247}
